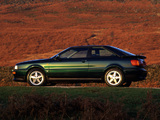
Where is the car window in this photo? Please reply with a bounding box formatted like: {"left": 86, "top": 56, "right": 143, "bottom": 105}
{"left": 59, "top": 49, "right": 75, "bottom": 58}
{"left": 91, "top": 47, "right": 115, "bottom": 57}
{"left": 108, "top": 46, "right": 135, "bottom": 56}
{"left": 60, "top": 48, "right": 88, "bottom": 59}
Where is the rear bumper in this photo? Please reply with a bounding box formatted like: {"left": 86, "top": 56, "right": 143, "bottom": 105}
{"left": 124, "top": 68, "right": 147, "bottom": 81}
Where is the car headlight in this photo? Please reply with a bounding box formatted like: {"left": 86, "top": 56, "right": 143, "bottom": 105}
{"left": 14, "top": 65, "right": 18, "bottom": 70}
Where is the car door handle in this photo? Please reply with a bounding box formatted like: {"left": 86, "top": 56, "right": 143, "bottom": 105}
{"left": 82, "top": 60, "right": 87, "bottom": 63}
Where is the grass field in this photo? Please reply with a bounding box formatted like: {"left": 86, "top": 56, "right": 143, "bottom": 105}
{"left": 0, "top": 86, "right": 160, "bottom": 119}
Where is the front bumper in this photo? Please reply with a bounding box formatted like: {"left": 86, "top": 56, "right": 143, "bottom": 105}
{"left": 12, "top": 69, "right": 26, "bottom": 82}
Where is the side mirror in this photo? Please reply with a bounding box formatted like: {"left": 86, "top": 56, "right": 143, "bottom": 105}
{"left": 54, "top": 55, "right": 60, "bottom": 61}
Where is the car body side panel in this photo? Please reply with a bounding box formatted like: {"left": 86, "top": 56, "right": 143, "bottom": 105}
{"left": 48, "top": 58, "right": 88, "bottom": 78}
{"left": 26, "top": 64, "right": 50, "bottom": 74}
{"left": 88, "top": 59, "right": 109, "bottom": 77}
{"left": 88, "top": 57, "right": 129, "bottom": 78}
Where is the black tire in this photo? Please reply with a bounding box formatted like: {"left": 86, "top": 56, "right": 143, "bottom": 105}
{"left": 47, "top": 82, "right": 56, "bottom": 86}
{"left": 104, "top": 68, "right": 124, "bottom": 87}
{"left": 27, "top": 68, "right": 46, "bottom": 86}
{"left": 122, "top": 80, "right": 132, "bottom": 87}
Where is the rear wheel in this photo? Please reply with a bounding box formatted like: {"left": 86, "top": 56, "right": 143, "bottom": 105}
{"left": 104, "top": 68, "right": 124, "bottom": 87}
{"left": 27, "top": 69, "right": 46, "bottom": 86}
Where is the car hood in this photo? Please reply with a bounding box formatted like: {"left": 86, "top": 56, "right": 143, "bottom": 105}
{"left": 17, "top": 58, "right": 51, "bottom": 65}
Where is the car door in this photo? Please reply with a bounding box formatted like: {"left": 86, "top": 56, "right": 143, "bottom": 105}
{"left": 48, "top": 47, "right": 89, "bottom": 78}
{"left": 88, "top": 47, "right": 118, "bottom": 78}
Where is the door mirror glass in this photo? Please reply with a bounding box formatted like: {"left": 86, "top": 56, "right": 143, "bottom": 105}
{"left": 54, "top": 55, "right": 60, "bottom": 61}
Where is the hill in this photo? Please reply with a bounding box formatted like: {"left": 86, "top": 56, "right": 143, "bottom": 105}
{"left": 0, "top": 0, "right": 160, "bottom": 66}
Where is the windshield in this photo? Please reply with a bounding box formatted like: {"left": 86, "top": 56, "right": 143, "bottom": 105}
{"left": 50, "top": 48, "right": 70, "bottom": 59}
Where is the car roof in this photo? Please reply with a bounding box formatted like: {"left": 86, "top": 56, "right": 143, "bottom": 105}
{"left": 70, "top": 45, "right": 109, "bottom": 48}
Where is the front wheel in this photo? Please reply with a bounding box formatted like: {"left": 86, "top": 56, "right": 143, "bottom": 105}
{"left": 27, "top": 69, "right": 46, "bottom": 86}
{"left": 104, "top": 68, "right": 124, "bottom": 87}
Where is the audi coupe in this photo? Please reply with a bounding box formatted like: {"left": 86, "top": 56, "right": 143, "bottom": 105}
{"left": 12, "top": 45, "right": 147, "bottom": 87}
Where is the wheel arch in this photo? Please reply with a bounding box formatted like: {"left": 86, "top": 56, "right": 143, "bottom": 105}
{"left": 103, "top": 64, "right": 125, "bottom": 80}
{"left": 103, "top": 64, "right": 126, "bottom": 87}
{"left": 25, "top": 65, "right": 47, "bottom": 80}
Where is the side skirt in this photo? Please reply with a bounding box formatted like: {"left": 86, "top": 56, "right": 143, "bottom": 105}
{"left": 48, "top": 78, "right": 103, "bottom": 83}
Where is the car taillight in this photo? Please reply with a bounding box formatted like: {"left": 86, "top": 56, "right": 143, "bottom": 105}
{"left": 131, "top": 60, "right": 140, "bottom": 66}
{"left": 140, "top": 59, "right": 146, "bottom": 67}
{"left": 131, "top": 59, "right": 146, "bottom": 67}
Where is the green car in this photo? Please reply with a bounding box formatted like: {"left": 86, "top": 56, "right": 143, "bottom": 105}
{"left": 12, "top": 45, "right": 147, "bottom": 87}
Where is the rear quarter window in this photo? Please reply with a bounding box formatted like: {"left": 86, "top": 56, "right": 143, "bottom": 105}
{"left": 91, "top": 47, "right": 116, "bottom": 57}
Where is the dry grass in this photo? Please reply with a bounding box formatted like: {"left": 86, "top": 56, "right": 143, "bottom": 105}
{"left": 0, "top": 67, "right": 27, "bottom": 86}
{"left": 0, "top": 0, "right": 160, "bottom": 5}
{"left": 0, "top": 0, "right": 160, "bottom": 66}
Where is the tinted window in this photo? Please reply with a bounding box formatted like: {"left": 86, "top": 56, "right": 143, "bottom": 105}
{"left": 107, "top": 46, "right": 135, "bottom": 56}
{"left": 59, "top": 49, "right": 75, "bottom": 58}
{"left": 60, "top": 48, "right": 88, "bottom": 59}
{"left": 91, "top": 47, "right": 115, "bottom": 57}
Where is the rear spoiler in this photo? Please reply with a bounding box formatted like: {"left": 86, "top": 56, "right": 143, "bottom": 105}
{"left": 136, "top": 55, "right": 146, "bottom": 59}
{"left": 121, "top": 55, "right": 146, "bottom": 59}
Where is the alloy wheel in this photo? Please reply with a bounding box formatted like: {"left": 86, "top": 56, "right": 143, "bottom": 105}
{"left": 105, "top": 69, "right": 124, "bottom": 87}
{"left": 29, "top": 71, "right": 44, "bottom": 86}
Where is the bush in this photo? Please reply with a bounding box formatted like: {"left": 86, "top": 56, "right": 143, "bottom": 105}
{"left": 0, "top": 67, "right": 13, "bottom": 85}
{"left": 0, "top": 93, "right": 129, "bottom": 120}
{"left": 0, "top": 67, "right": 27, "bottom": 86}
{"left": 137, "top": 91, "right": 160, "bottom": 120}
{"left": 0, "top": 91, "right": 160, "bottom": 120}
